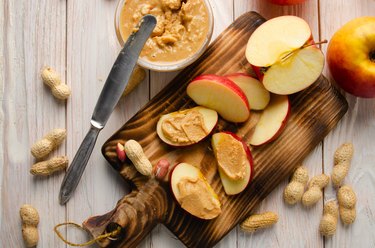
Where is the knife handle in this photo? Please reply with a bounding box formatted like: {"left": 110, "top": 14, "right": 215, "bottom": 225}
{"left": 59, "top": 125, "right": 101, "bottom": 205}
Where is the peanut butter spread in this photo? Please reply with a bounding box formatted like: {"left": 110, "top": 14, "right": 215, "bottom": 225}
{"left": 177, "top": 176, "right": 221, "bottom": 219}
{"left": 215, "top": 134, "right": 247, "bottom": 180}
{"left": 161, "top": 109, "right": 208, "bottom": 144}
{"left": 119, "top": 0, "right": 210, "bottom": 63}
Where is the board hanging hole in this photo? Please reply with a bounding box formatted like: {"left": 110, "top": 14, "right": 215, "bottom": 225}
{"left": 105, "top": 222, "right": 123, "bottom": 241}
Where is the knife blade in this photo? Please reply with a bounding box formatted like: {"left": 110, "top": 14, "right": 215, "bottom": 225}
{"left": 59, "top": 15, "right": 156, "bottom": 205}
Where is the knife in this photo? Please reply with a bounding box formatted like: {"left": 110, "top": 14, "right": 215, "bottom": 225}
{"left": 59, "top": 15, "right": 157, "bottom": 205}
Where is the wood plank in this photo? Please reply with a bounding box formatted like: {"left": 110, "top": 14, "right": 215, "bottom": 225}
{"left": 148, "top": 0, "right": 234, "bottom": 247}
{"left": 0, "top": 0, "right": 67, "bottom": 247}
{"left": 83, "top": 12, "right": 348, "bottom": 248}
{"left": 0, "top": 0, "right": 4, "bottom": 237}
{"left": 319, "top": 1, "right": 375, "bottom": 247}
{"left": 65, "top": 0, "right": 149, "bottom": 244}
{"left": 0, "top": 0, "right": 6, "bottom": 245}
{"left": 234, "top": 1, "right": 323, "bottom": 247}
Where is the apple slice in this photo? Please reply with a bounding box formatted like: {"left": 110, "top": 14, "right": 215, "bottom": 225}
{"left": 261, "top": 46, "right": 324, "bottom": 95}
{"left": 211, "top": 132, "right": 253, "bottom": 195}
{"left": 246, "top": 16, "right": 324, "bottom": 95}
{"left": 246, "top": 16, "right": 312, "bottom": 67}
{"left": 170, "top": 163, "right": 221, "bottom": 220}
{"left": 187, "top": 74, "right": 250, "bottom": 123}
{"left": 225, "top": 73, "right": 270, "bottom": 110}
{"left": 249, "top": 94, "right": 290, "bottom": 146}
{"left": 156, "top": 106, "right": 218, "bottom": 147}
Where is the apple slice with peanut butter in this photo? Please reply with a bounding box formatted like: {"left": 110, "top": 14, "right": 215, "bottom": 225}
{"left": 170, "top": 162, "right": 221, "bottom": 219}
{"left": 156, "top": 106, "right": 218, "bottom": 147}
{"left": 212, "top": 132, "right": 254, "bottom": 195}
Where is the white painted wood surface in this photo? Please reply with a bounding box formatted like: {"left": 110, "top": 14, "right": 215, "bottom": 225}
{"left": 1, "top": 0, "right": 374, "bottom": 247}
{"left": 320, "top": 1, "right": 375, "bottom": 248}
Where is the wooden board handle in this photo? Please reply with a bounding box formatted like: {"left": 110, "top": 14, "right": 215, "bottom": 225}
{"left": 83, "top": 179, "right": 169, "bottom": 247}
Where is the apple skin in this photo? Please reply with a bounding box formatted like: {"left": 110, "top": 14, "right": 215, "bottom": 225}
{"left": 250, "top": 96, "right": 291, "bottom": 146}
{"left": 189, "top": 74, "right": 250, "bottom": 110}
{"left": 255, "top": 106, "right": 290, "bottom": 146}
{"left": 251, "top": 65, "right": 264, "bottom": 82}
{"left": 327, "top": 17, "right": 375, "bottom": 98}
{"left": 220, "top": 131, "right": 254, "bottom": 184}
{"left": 187, "top": 74, "right": 250, "bottom": 122}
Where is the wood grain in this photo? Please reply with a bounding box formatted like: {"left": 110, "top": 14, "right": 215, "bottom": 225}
{"left": 0, "top": 0, "right": 67, "bottom": 247}
{"left": 320, "top": 1, "right": 375, "bottom": 247}
{"left": 83, "top": 12, "right": 348, "bottom": 248}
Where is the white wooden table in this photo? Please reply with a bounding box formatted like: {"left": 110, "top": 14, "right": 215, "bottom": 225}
{"left": 1, "top": 0, "right": 375, "bottom": 247}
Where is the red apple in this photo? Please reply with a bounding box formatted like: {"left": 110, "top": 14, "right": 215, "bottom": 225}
{"left": 327, "top": 16, "right": 375, "bottom": 98}
{"left": 187, "top": 74, "right": 250, "bottom": 122}
{"left": 170, "top": 162, "right": 221, "bottom": 220}
{"left": 249, "top": 94, "right": 290, "bottom": 146}
{"left": 267, "top": 0, "right": 306, "bottom": 5}
{"left": 225, "top": 73, "right": 270, "bottom": 110}
{"left": 246, "top": 16, "right": 324, "bottom": 95}
{"left": 156, "top": 106, "right": 218, "bottom": 147}
{"left": 211, "top": 132, "right": 253, "bottom": 195}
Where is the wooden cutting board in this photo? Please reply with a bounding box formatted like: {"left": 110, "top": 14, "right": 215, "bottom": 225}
{"left": 83, "top": 11, "right": 348, "bottom": 248}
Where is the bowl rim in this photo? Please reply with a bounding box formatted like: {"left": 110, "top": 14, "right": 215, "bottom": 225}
{"left": 114, "top": 0, "right": 214, "bottom": 72}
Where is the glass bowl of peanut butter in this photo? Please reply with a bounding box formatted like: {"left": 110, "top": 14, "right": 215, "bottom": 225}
{"left": 115, "top": 0, "right": 214, "bottom": 72}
